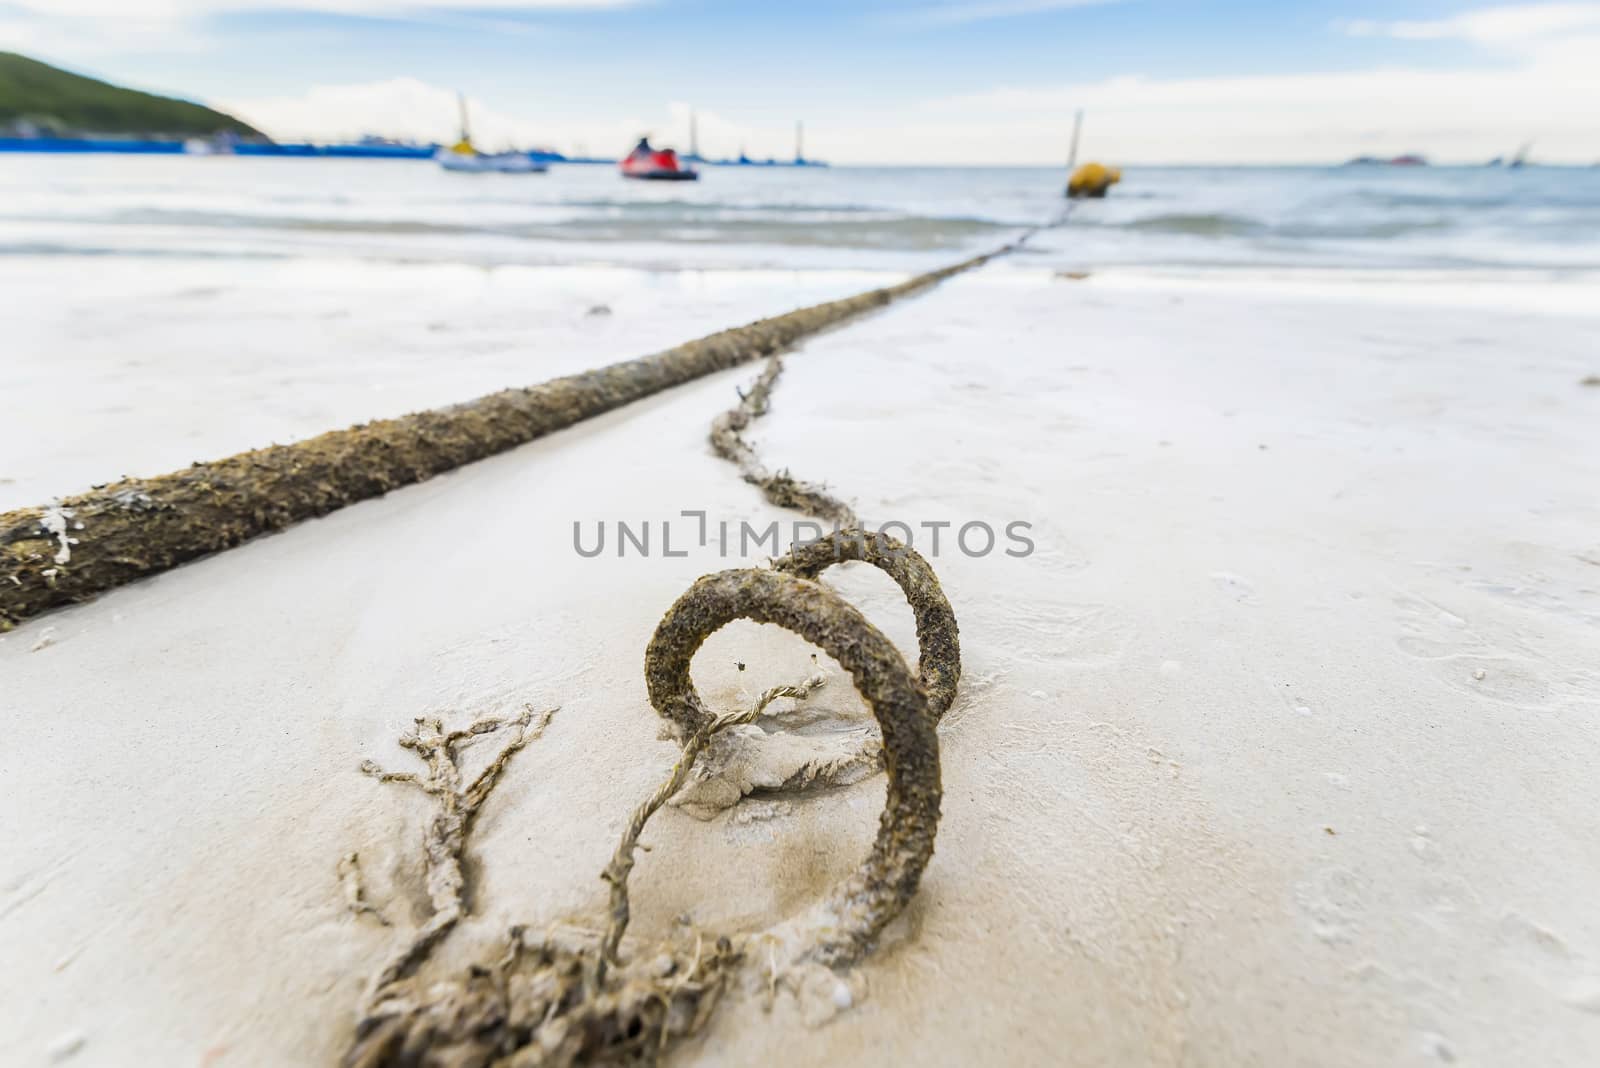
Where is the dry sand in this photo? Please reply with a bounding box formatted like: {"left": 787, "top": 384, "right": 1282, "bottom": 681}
{"left": 3, "top": 265, "right": 1599, "bottom": 1066}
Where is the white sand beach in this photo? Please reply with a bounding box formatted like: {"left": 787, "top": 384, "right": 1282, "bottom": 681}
{"left": 0, "top": 255, "right": 885, "bottom": 513}
{"left": 5, "top": 260, "right": 1599, "bottom": 1066}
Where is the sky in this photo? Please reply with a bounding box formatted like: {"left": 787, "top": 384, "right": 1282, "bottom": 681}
{"left": 2, "top": 1, "right": 1597, "bottom": 163}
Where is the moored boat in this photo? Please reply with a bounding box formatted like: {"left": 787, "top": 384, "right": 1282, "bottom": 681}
{"left": 435, "top": 146, "right": 546, "bottom": 174}
{"left": 182, "top": 134, "right": 236, "bottom": 156}
{"left": 435, "top": 93, "right": 548, "bottom": 175}
{"left": 620, "top": 137, "right": 698, "bottom": 181}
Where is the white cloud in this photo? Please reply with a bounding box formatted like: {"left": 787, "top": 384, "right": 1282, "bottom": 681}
{"left": 0, "top": 1, "right": 639, "bottom": 67}
{"left": 831, "top": 39, "right": 1598, "bottom": 164}
{"left": 8, "top": 0, "right": 639, "bottom": 14}
{"left": 1340, "top": 3, "right": 1600, "bottom": 43}
{"left": 903, "top": 0, "right": 1124, "bottom": 26}
{"left": 661, "top": 102, "right": 792, "bottom": 159}
{"left": 10, "top": 0, "right": 1597, "bottom": 163}
{"left": 219, "top": 79, "right": 545, "bottom": 148}
{"left": 217, "top": 78, "right": 731, "bottom": 156}
{"left": 218, "top": 47, "right": 1598, "bottom": 165}
{"left": 0, "top": 13, "right": 213, "bottom": 59}
{"left": 218, "top": 43, "right": 1600, "bottom": 164}
{"left": 837, "top": 4, "right": 1600, "bottom": 164}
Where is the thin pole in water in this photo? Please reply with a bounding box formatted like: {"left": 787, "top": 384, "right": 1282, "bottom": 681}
{"left": 1067, "top": 109, "right": 1083, "bottom": 171}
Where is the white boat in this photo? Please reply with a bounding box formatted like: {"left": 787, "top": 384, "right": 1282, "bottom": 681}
{"left": 435, "top": 148, "right": 547, "bottom": 174}
{"left": 434, "top": 93, "right": 547, "bottom": 174}
{"left": 183, "top": 136, "right": 235, "bottom": 156}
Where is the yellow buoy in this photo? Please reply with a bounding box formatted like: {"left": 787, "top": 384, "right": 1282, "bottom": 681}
{"left": 1067, "top": 161, "right": 1121, "bottom": 199}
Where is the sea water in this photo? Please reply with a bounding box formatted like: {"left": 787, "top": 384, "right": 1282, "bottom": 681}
{"left": 2, "top": 155, "right": 1597, "bottom": 507}
{"left": 4, "top": 155, "right": 1597, "bottom": 272}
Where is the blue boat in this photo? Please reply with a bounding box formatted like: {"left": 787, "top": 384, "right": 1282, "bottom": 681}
{"left": 0, "top": 136, "right": 185, "bottom": 154}
{"left": 0, "top": 136, "right": 436, "bottom": 159}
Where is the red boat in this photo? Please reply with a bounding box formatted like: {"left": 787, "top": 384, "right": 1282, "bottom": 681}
{"left": 620, "top": 137, "right": 698, "bottom": 181}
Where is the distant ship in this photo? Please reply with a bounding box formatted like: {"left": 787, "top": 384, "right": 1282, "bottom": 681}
{"left": 1344, "top": 154, "right": 1428, "bottom": 167}
{"left": 1485, "top": 143, "right": 1535, "bottom": 170}
{"left": 679, "top": 114, "right": 827, "bottom": 168}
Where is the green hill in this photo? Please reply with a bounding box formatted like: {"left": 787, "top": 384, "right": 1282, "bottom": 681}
{"left": 0, "top": 52, "right": 263, "bottom": 139}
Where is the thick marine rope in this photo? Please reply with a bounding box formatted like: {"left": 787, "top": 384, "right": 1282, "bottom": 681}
{"left": 331, "top": 210, "right": 1073, "bottom": 1063}
{"left": 707, "top": 360, "right": 962, "bottom": 721}
{"left": 0, "top": 241, "right": 1018, "bottom": 631}
{"left": 341, "top": 229, "right": 1014, "bottom": 1063}
{"left": 348, "top": 533, "right": 953, "bottom": 1067}
{"left": 641, "top": 539, "right": 952, "bottom": 966}
{"left": 692, "top": 289, "right": 973, "bottom": 809}
{"left": 708, "top": 350, "right": 858, "bottom": 527}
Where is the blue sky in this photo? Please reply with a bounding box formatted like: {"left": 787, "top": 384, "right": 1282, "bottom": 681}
{"left": 3, "top": 1, "right": 1596, "bottom": 162}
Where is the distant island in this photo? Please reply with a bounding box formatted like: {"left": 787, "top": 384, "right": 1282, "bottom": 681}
{"left": 0, "top": 51, "right": 261, "bottom": 139}
{"left": 1343, "top": 153, "right": 1428, "bottom": 167}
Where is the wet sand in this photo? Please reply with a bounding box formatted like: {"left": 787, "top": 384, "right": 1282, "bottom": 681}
{"left": 3, "top": 266, "right": 1599, "bottom": 1065}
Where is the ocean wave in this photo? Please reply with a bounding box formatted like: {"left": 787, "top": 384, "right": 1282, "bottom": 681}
{"left": 1274, "top": 218, "right": 1458, "bottom": 240}
{"left": 4, "top": 206, "right": 1011, "bottom": 251}
{"left": 0, "top": 241, "right": 288, "bottom": 260}
{"left": 107, "top": 209, "right": 474, "bottom": 235}
{"left": 1074, "top": 211, "right": 1461, "bottom": 241}
{"left": 6, "top": 163, "right": 1597, "bottom": 268}
{"left": 1340, "top": 190, "right": 1515, "bottom": 211}
{"left": 553, "top": 197, "right": 889, "bottom": 215}
{"left": 1116, "top": 212, "right": 1267, "bottom": 237}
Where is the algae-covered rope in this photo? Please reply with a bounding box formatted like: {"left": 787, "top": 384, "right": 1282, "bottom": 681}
{"left": 341, "top": 227, "right": 1047, "bottom": 1063}
{"left": 346, "top": 538, "right": 951, "bottom": 1067}
{"left": 709, "top": 350, "right": 858, "bottom": 527}
{"left": 775, "top": 530, "right": 960, "bottom": 719}
{"left": 598, "top": 675, "right": 824, "bottom": 979}
{"left": 0, "top": 242, "right": 1019, "bottom": 632}
{"left": 641, "top": 557, "right": 946, "bottom": 967}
